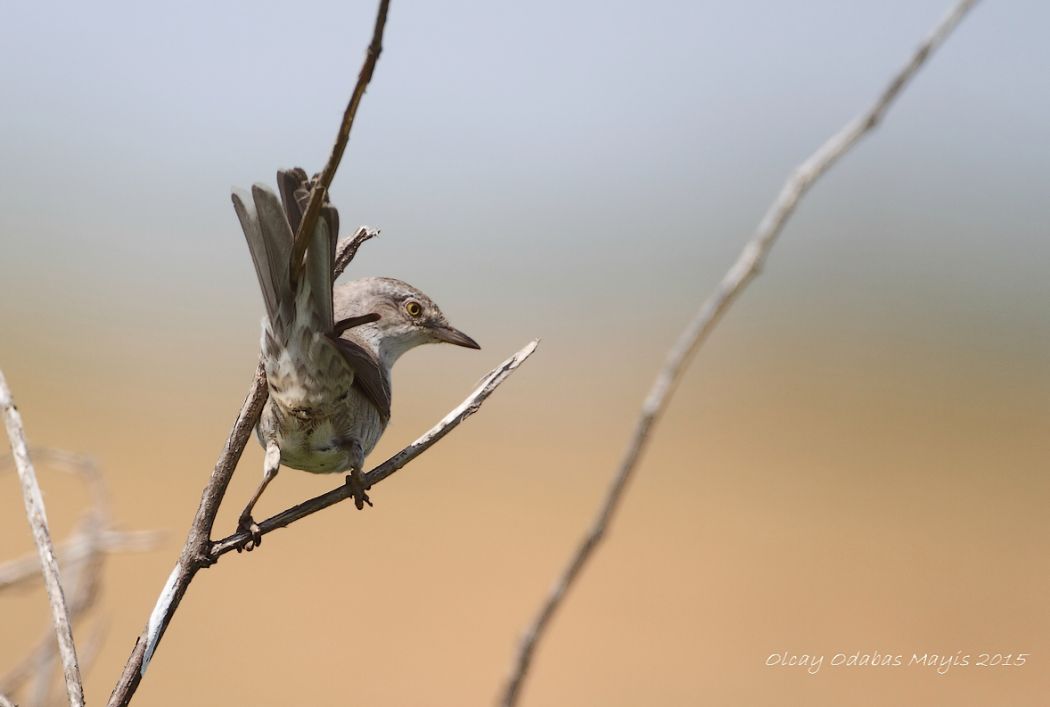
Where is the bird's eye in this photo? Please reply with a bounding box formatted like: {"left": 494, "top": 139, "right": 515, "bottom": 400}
{"left": 404, "top": 300, "right": 423, "bottom": 318}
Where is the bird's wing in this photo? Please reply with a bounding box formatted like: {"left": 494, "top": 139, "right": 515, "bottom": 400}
{"left": 277, "top": 167, "right": 309, "bottom": 233}
{"left": 274, "top": 168, "right": 339, "bottom": 332}
{"left": 326, "top": 334, "right": 392, "bottom": 422}
{"left": 232, "top": 186, "right": 293, "bottom": 330}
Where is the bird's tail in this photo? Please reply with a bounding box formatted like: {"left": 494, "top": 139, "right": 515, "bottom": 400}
{"left": 231, "top": 168, "right": 339, "bottom": 345}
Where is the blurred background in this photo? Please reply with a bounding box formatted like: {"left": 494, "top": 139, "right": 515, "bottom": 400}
{"left": 1, "top": 0, "right": 1047, "bottom": 704}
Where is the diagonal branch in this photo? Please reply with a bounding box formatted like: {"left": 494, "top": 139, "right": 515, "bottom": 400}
{"left": 210, "top": 339, "right": 539, "bottom": 557}
{"left": 289, "top": 0, "right": 390, "bottom": 285}
{"left": 0, "top": 371, "right": 85, "bottom": 707}
{"left": 108, "top": 339, "right": 535, "bottom": 707}
{"left": 111, "top": 5, "right": 394, "bottom": 702}
{"left": 107, "top": 227, "right": 376, "bottom": 707}
{"left": 496, "top": 1, "right": 980, "bottom": 704}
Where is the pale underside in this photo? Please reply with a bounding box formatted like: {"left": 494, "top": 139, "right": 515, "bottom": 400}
{"left": 257, "top": 316, "right": 387, "bottom": 474}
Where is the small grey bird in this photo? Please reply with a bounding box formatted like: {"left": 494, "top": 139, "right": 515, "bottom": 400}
{"left": 232, "top": 168, "right": 479, "bottom": 548}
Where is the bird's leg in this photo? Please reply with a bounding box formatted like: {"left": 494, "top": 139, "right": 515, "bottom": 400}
{"left": 343, "top": 439, "right": 372, "bottom": 510}
{"left": 237, "top": 440, "right": 280, "bottom": 551}
{"left": 346, "top": 470, "right": 372, "bottom": 510}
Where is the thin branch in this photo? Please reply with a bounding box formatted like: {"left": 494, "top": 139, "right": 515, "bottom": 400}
{"left": 289, "top": 0, "right": 390, "bottom": 284}
{"left": 108, "top": 338, "right": 534, "bottom": 705}
{"left": 1, "top": 450, "right": 161, "bottom": 705}
{"left": 334, "top": 226, "right": 379, "bottom": 276}
{"left": 0, "top": 529, "right": 164, "bottom": 592}
{"left": 106, "top": 366, "right": 267, "bottom": 707}
{"left": 110, "top": 8, "right": 389, "bottom": 700}
{"left": 107, "top": 224, "right": 377, "bottom": 706}
{"left": 0, "top": 371, "right": 85, "bottom": 707}
{"left": 210, "top": 339, "right": 540, "bottom": 557}
{"left": 104, "top": 4, "right": 531, "bottom": 702}
{"left": 107, "top": 215, "right": 515, "bottom": 705}
{"left": 26, "top": 554, "right": 95, "bottom": 707}
{"left": 77, "top": 620, "right": 110, "bottom": 685}
{"left": 2, "top": 515, "right": 103, "bottom": 706}
{"left": 496, "top": 1, "right": 980, "bottom": 704}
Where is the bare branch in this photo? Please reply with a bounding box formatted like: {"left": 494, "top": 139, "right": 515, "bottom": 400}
{"left": 110, "top": 7, "right": 391, "bottom": 698}
{"left": 210, "top": 339, "right": 540, "bottom": 556}
{"left": 0, "top": 371, "right": 85, "bottom": 707}
{"left": 107, "top": 338, "right": 534, "bottom": 706}
{"left": 1, "top": 450, "right": 160, "bottom": 705}
{"left": 0, "top": 529, "right": 164, "bottom": 592}
{"left": 289, "top": 0, "right": 390, "bottom": 284}
{"left": 106, "top": 222, "right": 383, "bottom": 706}
{"left": 103, "top": 4, "right": 535, "bottom": 702}
{"left": 26, "top": 554, "right": 95, "bottom": 707}
{"left": 2, "top": 518, "right": 104, "bottom": 701}
{"left": 334, "top": 226, "right": 379, "bottom": 277}
{"left": 106, "top": 367, "right": 266, "bottom": 707}
{"left": 496, "top": 1, "right": 980, "bottom": 704}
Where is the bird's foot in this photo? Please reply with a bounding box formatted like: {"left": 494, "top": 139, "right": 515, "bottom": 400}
{"left": 236, "top": 513, "right": 263, "bottom": 552}
{"left": 345, "top": 471, "right": 373, "bottom": 511}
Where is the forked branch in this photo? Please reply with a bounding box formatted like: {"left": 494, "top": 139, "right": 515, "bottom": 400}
{"left": 106, "top": 2, "right": 537, "bottom": 693}
{"left": 210, "top": 339, "right": 539, "bottom": 557}
{"left": 108, "top": 223, "right": 377, "bottom": 706}
{"left": 108, "top": 3, "right": 395, "bottom": 696}
{"left": 497, "top": 1, "right": 980, "bottom": 704}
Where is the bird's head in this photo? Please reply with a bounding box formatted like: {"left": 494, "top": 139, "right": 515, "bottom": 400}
{"left": 333, "top": 277, "right": 480, "bottom": 368}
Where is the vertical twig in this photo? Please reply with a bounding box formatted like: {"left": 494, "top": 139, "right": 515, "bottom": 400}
{"left": 289, "top": 0, "right": 390, "bottom": 284}
{"left": 497, "top": 1, "right": 980, "bottom": 704}
{"left": 112, "top": 2, "right": 392, "bottom": 696}
{"left": 0, "top": 370, "right": 85, "bottom": 707}
{"left": 110, "top": 4, "right": 393, "bottom": 696}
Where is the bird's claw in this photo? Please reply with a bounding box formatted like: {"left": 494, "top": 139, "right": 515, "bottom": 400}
{"left": 237, "top": 514, "right": 263, "bottom": 552}
{"left": 346, "top": 472, "right": 373, "bottom": 510}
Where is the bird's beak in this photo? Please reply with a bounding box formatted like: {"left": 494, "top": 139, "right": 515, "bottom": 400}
{"left": 433, "top": 325, "right": 481, "bottom": 349}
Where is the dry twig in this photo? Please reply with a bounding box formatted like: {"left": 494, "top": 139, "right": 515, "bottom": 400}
{"left": 106, "top": 216, "right": 384, "bottom": 707}
{"left": 108, "top": 3, "right": 535, "bottom": 697}
{"left": 107, "top": 333, "right": 535, "bottom": 706}
{"left": 0, "top": 372, "right": 85, "bottom": 707}
{"left": 334, "top": 226, "right": 379, "bottom": 275}
{"left": 289, "top": 0, "right": 390, "bottom": 284}
{"left": 210, "top": 339, "right": 539, "bottom": 557}
{"left": 497, "top": 1, "right": 980, "bottom": 704}
{"left": 0, "top": 450, "right": 163, "bottom": 706}
{"left": 106, "top": 31, "right": 396, "bottom": 690}
{"left": 0, "top": 530, "right": 164, "bottom": 593}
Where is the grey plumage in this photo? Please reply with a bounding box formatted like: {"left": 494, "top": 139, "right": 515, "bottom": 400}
{"left": 231, "top": 168, "right": 479, "bottom": 539}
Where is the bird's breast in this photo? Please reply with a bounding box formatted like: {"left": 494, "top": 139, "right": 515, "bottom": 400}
{"left": 259, "top": 386, "right": 387, "bottom": 474}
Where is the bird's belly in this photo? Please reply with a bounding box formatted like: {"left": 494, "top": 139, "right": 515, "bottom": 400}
{"left": 258, "top": 393, "right": 385, "bottom": 474}
{"left": 281, "top": 442, "right": 348, "bottom": 474}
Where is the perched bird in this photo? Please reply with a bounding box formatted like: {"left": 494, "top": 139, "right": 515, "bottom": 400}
{"left": 232, "top": 168, "right": 479, "bottom": 548}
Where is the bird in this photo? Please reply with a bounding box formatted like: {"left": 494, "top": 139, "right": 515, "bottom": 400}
{"left": 231, "top": 168, "right": 480, "bottom": 549}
